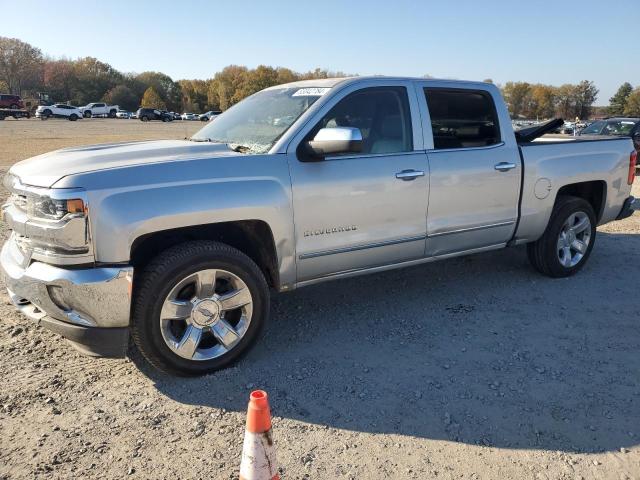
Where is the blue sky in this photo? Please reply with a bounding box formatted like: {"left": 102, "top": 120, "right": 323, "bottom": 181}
{"left": 1, "top": 0, "right": 636, "bottom": 103}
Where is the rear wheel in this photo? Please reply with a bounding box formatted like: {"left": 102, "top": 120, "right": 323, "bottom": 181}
{"left": 131, "top": 241, "right": 269, "bottom": 376}
{"left": 162, "top": 116, "right": 170, "bottom": 122}
{"left": 527, "top": 196, "right": 596, "bottom": 277}
{"left": 109, "top": 109, "right": 117, "bottom": 118}
{"left": 41, "top": 109, "right": 52, "bottom": 120}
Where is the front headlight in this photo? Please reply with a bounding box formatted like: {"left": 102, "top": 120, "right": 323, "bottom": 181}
{"left": 29, "top": 195, "right": 85, "bottom": 220}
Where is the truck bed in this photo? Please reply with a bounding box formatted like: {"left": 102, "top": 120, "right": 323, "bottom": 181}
{"left": 515, "top": 136, "right": 634, "bottom": 243}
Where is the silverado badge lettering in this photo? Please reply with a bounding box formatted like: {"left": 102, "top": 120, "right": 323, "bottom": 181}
{"left": 304, "top": 225, "right": 358, "bottom": 237}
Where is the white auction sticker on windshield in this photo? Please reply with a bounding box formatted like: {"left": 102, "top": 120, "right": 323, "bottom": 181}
{"left": 292, "top": 87, "right": 331, "bottom": 97}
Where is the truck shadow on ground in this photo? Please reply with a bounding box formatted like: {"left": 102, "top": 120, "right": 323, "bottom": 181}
{"left": 143, "top": 232, "right": 640, "bottom": 454}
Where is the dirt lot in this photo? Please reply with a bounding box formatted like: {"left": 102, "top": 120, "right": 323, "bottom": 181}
{"left": 0, "top": 118, "right": 639, "bottom": 479}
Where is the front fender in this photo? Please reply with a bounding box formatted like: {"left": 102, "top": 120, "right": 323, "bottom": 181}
{"left": 64, "top": 156, "right": 296, "bottom": 288}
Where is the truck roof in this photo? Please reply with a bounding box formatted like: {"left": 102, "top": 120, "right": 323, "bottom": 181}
{"left": 268, "top": 76, "right": 496, "bottom": 91}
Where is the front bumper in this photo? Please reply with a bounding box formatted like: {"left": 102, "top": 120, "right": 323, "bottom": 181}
{"left": 1, "top": 239, "right": 133, "bottom": 357}
{"left": 616, "top": 196, "right": 636, "bottom": 221}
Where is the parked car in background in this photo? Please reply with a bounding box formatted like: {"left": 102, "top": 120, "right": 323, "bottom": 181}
{"left": 35, "top": 104, "right": 82, "bottom": 121}
{"left": 3, "top": 77, "right": 635, "bottom": 375}
{"left": 199, "top": 110, "right": 222, "bottom": 121}
{"left": 79, "top": 102, "right": 119, "bottom": 118}
{"left": 181, "top": 112, "right": 198, "bottom": 120}
{"left": 560, "top": 122, "right": 576, "bottom": 135}
{"left": 130, "top": 111, "right": 138, "bottom": 119}
{"left": 0, "top": 94, "right": 25, "bottom": 110}
{"left": 580, "top": 118, "right": 640, "bottom": 150}
{"left": 116, "top": 110, "right": 132, "bottom": 119}
{"left": 136, "top": 108, "right": 173, "bottom": 122}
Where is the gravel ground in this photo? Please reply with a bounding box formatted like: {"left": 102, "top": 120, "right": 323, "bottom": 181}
{"left": 0, "top": 119, "right": 639, "bottom": 479}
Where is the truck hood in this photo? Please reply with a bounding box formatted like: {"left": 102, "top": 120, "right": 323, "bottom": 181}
{"left": 10, "top": 140, "right": 241, "bottom": 188}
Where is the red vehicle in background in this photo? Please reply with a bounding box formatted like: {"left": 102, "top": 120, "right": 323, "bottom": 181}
{"left": 0, "top": 94, "right": 25, "bottom": 110}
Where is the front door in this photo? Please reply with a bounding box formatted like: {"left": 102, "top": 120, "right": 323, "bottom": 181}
{"left": 288, "top": 84, "right": 429, "bottom": 282}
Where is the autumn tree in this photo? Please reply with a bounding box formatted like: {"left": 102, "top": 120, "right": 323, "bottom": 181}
{"left": 72, "top": 57, "right": 122, "bottom": 105}
{"left": 623, "top": 88, "right": 640, "bottom": 116}
{"left": 573, "top": 80, "right": 598, "bottom": 119}
{"left": 502, "top": 82, "right": 532, "bottom": 118}
{"left": 609, "top": 82, "right": 633, "bottom": 116}
{"left": 135, "top": 71, "right": 181, "bottom": 111}
{"left": 529, "top": 84, "right": 556, "bottom": 119}
{"left": 0, "top": 36, "right": 43, "bottom": 94}
{"left": 43, "top": 59, "right": 77, "bottom": 101}
{"left": 103, "top": 84, "right": 138, "bottom": 110}
{"left": 141, "top": 86, "right": 166, "bottom": 109}
{"left": 210, "top": 65, "right": 248, "bottom": 110}
{"left": 178, "top": 79, "right": 210, "bottom": 112}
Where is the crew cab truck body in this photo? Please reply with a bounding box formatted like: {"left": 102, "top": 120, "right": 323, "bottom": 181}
{"left": 1, "top": 77, "right": 636, "bottom": 375}
{"left": 79, "top": 102, "right": 119, "bottom": 118}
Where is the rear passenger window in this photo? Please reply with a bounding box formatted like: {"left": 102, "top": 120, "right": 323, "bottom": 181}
{"left": 424, "top": 88, "right": 500, "bottom": 150}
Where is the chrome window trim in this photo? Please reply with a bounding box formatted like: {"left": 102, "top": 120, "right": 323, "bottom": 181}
{"left": 428, "top": 220, "right": 515, "bottom": 238}
{"left": 299, "top": 234, "right": 426, "bottom": 260}
{"left": 426, "top": 141, "right": 506, "bottom": 154}
{"left": 323, "top": 150, "right": 426, "bottom": 162}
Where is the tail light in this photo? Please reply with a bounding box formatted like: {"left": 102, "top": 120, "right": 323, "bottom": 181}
{"left": 629, "top": 150, "right": 637, "bottom": 185}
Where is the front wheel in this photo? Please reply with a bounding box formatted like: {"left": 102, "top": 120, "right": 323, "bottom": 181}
{"left": 69, "top": 114, "right": 78, "bottom": 121}
{"left": 141, "top": 115, "right": 149, "bottom": 122}
{"left": 527, "top": 196, "right": 596, "bottom": 277}
{"left": 131, "top": 241, "right": 269, "bottom": 376}
{"left": 83, "top": 111, "right": 91, "bottom": 118}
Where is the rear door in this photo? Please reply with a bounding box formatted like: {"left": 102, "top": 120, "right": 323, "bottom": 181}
{"left": 415, "top": 83, "right": 522, "bottom": 255}
{"left": 287, "top": 81, "right": 429, "bottom": 282}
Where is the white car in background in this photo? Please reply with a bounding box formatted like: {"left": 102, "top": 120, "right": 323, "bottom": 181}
{"left": 79, "top": 102, "right": 119, "bottom": 118}
{"left": 116, "top": 110, "right": 132, "bottom": 119}
{"left": 199, "top": 110, "right": 222, "bottom": 121}
{"left": 35, "top": 104, "right": 82, "bottom": 121}
{"left": 181, "top": 112, "right": 198, "bottom": 120}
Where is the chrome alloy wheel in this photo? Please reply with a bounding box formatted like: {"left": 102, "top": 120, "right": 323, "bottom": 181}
{"left": 159, "top": 269, "right": 253, "bottom": 361}
{"left": 557, "top": 211, "right": 591, "bottom": 268}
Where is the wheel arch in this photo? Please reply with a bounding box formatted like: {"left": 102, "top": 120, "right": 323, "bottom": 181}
{"left": 555, "top": 180, "right": 606, "bottom": 222}
{"left": 130, "top": 221, "right": 280, "bottom": 290}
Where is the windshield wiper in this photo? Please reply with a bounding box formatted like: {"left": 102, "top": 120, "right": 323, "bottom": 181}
{"left": 187, "top": 137, "right": 211, "bottom": 142}
{"left": 229, "top": 144, "right": 252, "bottom": 153}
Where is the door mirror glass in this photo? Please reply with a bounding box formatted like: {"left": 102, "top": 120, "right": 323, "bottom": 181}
{"left": 306, "top": 127, "right": 363, "bottom": 158}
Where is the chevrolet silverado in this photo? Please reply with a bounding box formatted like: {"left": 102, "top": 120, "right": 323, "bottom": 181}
{"left": 1, "top": 77, "right": 636, "bottom": 375}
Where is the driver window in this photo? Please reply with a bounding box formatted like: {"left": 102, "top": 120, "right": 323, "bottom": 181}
{"left": 313, "top": 87, "right": 413, "bottom": 155}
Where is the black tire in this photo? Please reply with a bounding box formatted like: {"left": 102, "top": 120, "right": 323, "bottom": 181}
{"left": 109, "top": 109, "right": 117, "bottom": 118}
{"left": 141, "top": 115, "right": 149, "bottom": 122}
{"left": 131, "top": 241, "right": 269, "bottom": 376}
{"left": 9, "top": 103, "right": 18, "bottom": 110}
{"left": 83, "top": 111, "right": 92, "bottom": 118}
{"left": 41, "top": 109, "right": 52, "bottom": 120}
{"left": 162, "top": 116, "right": 170, "bottom": 122}
{"left": 527, "top": 196, "right": 596, "bottom": 278}
{"left": 69, "top": 114, "right": 78, "bottom": 121}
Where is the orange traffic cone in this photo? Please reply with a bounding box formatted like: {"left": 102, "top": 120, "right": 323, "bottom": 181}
{"left": 239, "top": 390, "right": 279, "bottom": 480}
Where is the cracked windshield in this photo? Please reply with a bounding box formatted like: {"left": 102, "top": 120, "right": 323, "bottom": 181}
{"left": 191, "top": 86, "right": 331, "bottom": 153}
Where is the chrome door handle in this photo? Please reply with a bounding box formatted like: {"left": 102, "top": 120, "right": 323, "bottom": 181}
{"left": 395, "top": 169, "right": 425, "bottom": 181}
{"left": 494, "top": 162, "right": 516, "bottom": 172}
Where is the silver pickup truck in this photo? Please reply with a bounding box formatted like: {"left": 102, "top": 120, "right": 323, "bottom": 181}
{"left": 2, "top": 77, "right": 636, "bottom": 375}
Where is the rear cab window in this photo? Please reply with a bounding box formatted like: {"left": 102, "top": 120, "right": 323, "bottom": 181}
{"left": 424, "top": 88, "right": 501, "bottom": 150}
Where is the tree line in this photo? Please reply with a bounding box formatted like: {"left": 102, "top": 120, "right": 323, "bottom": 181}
{"left": 0, "top": 37, "right": 348, "bottom": 113}
{"left": 1, "top": 36, "right": 638, "bottom": 118}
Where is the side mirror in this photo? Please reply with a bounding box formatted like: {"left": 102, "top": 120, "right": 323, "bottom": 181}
{"left": 305, "top": 127, "right": 363, "bottom": 159}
